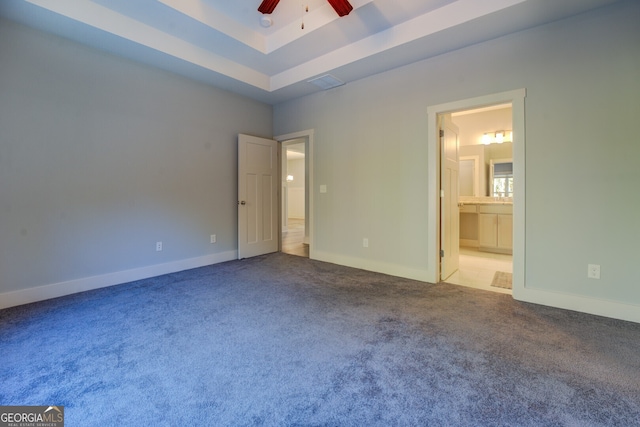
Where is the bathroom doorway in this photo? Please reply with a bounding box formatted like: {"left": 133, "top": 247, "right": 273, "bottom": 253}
{"left": 441, "top": 103, "right": 514, "bottom": 294}
{"left": 428, "top": 89, "right": 525, "bottom": 295}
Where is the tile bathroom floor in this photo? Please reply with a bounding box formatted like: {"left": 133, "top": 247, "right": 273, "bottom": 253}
{"left": 444, "top": 247, "right": 513, "bottom": 294}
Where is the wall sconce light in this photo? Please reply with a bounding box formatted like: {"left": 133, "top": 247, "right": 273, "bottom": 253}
{"left": 286, "top": 175, "right": 294, "bottom": 182}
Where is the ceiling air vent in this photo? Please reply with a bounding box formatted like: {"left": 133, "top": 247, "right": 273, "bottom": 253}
{"left": 307, "top": 74, "right": 345, "bottom": 90}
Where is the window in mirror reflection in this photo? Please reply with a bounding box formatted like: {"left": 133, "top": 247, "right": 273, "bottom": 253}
{"left": 493, "top": 176, "right": 513, "bottom": 198}
{"left": 490, "top": 160, "right": 513, "bottom": 198}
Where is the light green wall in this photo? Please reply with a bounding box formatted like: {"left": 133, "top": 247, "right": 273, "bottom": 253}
{"left": 274, "top": 1, "right": 640, "bottom": 309}
{"left": 0, "top": 18, "right": 272, "bottom": 295}
{"left": 2, "top": 2, "right": 639, "bottom": 319}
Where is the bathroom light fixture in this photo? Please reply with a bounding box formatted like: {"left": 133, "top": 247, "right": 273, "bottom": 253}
{"left": 481, "top": 130, "right": 512, "bottom": 145}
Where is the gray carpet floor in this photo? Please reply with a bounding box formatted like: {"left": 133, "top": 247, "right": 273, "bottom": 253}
{"left": 1, "top": 253, "right": 639, "bottom": 426}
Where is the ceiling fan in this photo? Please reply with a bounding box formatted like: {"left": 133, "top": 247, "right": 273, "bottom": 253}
{"left": 258, "top": 0, "right": 353, "bottom": 17}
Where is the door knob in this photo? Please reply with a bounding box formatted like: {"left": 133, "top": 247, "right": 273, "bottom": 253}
{"left": 239, "top": 201, "right": 246, "bottom": 205}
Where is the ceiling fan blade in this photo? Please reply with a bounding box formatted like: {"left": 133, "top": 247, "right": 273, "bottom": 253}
{"left": 258, "top": 0, "right": 280, "bottom": 14}
{"left": 327, "top": 0, "right": 353, "bottom": 16}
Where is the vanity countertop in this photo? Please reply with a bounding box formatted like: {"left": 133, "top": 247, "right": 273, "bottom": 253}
{"left": 459, "top": 197, "right": 513, "bottom": 206}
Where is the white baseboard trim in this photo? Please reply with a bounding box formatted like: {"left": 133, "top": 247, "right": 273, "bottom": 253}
{"left": 312, "top": 250, "right": 433, "bottom": 283}
{"left": 312, "top": 251, "right": 640, "bottom": 324}
{"left": 513, "top": 286, "right": 640, "bottom": 324}
{"left": 5, "top": 250, "right": 637, "bottom": 325}
{"left": 0, "top": 250, "right": 238, "bottom": 310}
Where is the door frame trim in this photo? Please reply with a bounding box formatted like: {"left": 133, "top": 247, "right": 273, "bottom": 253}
{"left": 275, "top": 129, "right": 315, "bottom": 259}
{"left": 427, "top": 89, "right": 526, "bottom": 295}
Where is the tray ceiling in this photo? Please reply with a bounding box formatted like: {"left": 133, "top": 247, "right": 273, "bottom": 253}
{"left": 0, "top": 0, "right": 622, "bottom": 104}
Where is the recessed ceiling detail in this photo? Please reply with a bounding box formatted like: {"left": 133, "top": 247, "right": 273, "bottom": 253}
{"left": 158, "top": 0, "right": 375, "bottom": 54}
{"left": 0, "top": 0, "right": 621, "bottom": 104}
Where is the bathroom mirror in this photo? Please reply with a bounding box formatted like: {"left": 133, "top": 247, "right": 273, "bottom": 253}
{"left": 484, "top": 142, "right": 513, "bottom": 196}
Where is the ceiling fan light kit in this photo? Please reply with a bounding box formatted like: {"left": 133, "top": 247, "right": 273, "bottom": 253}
{"left": 260, "top": 16, "right": 273, "bottom": 27}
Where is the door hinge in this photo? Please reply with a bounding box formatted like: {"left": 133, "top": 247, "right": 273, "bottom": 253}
{"left": 439, "top": 129, "right": 444, "bottom": 137}
{"left": 440, "top": 249, "right": 444, "bottom": 258}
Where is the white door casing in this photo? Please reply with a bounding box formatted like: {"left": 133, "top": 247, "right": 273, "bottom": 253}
{"left": 440, "top": 114, "right": 460, "bottom": 281}
{"left": 238, "top": 134, "right": 279, "bottom": 259}
{"left": 427, "top": 88, "right": 525, "bottom": 293}
{"left": 275, "top": 129, "right": 315, "bottom": 257}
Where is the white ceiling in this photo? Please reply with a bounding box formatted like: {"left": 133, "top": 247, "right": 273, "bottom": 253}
{"left": 0, "top": 0, "right": 622, "bottom": 104}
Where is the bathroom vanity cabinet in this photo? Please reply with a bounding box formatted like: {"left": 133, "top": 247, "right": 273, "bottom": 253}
{"left": 459, "top": 201, "right": 512, "bottom": 254}
{"left": 478, "top": 205, "right": 512, "bottom": 254}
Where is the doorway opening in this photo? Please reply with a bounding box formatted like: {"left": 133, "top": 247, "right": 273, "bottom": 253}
{"left": 427, "top": 89, "right": 526, "bottom": 296}
{"left": 281, "top": 139, "right": 308, "bottom": 257}
{"left": 443, "top": 104, "right": 514, "bottom": 294}
{"left": 276, "top": 129, "right": 314, "bottom": 259}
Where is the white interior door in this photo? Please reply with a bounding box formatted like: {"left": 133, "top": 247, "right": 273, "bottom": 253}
{"left": 440, "top": 114, "right": 460, "bottom": 281}
{"left": 238, "top": 134, "right": 279, "bottom": 259}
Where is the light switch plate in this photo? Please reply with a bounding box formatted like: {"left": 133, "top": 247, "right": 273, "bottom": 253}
{"left": 320, "top": 185, "right": 327, "bottom": 193}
